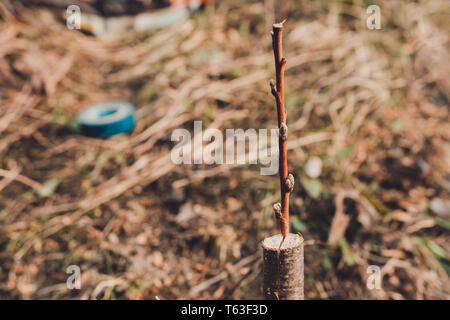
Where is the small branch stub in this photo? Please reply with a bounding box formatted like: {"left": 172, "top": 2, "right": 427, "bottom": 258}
{"left": 279, "top": 123, "right": 288, "bottom": 140}
{"left": 270, "top": 79, "right": 277, "bottom": 95}
{"left": 273, "top": 202, "right": 282, "bottom": 219}
{"left": 285, "top": 173, "right": 294, "bottom": 192}
{"left": 262, "top": 233, "right": 304, "bottom": 300}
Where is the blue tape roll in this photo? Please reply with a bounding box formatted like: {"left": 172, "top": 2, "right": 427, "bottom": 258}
{"left": 77, "top": 101, "right": 135, "bottom": 138}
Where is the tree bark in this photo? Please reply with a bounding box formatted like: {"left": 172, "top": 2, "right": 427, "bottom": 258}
{"left": 262, "top": 233, "right": 304, "bottom": 300}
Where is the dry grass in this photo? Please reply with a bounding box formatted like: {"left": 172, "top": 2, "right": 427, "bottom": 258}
{"left": 0, "top": 0, "right": 449, "bottom": 299}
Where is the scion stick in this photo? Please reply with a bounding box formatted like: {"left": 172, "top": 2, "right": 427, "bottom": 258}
{"left": 270, "top": 20, "right": 293, "bottom": 238}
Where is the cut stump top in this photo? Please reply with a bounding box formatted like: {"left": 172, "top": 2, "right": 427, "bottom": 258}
{"left": 262, "top": 233, "right": 303, "bottom": 251}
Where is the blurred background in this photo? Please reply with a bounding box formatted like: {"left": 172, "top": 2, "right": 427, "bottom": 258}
{"left": 0, "top": 0, "right": 449, "bottom": 299}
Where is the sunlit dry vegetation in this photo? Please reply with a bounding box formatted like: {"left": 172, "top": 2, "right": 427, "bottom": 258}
{"left": 0, "top": 0, "right": 449, "bottom": 299}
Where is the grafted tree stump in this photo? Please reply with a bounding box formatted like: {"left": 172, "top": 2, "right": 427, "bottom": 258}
{"left": 262, "top": 233, "right": 304, "bottom": 300}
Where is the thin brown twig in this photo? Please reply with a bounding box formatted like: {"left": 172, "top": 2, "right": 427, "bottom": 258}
{"left": 0, "top": 168, "right": 43, "bottom": 192}
{"left": 270, "top": 20, "right": 294, "bottom": 238}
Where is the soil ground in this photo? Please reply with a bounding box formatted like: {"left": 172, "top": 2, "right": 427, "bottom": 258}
{"left": 0, "top": 0, "right": 449, "bottom": 299}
